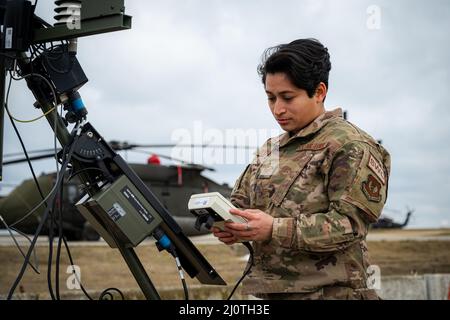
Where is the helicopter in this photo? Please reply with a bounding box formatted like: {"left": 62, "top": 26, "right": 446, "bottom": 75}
{"left": 370, "top": 208, "right": 414, "bottom": 229}
{"left": 0, "top": 142, "right": 239, "bottom": 240}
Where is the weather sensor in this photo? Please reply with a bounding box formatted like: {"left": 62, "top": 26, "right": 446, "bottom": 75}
{"left": 188, "top": 192, "right": 247, "bottom": 232}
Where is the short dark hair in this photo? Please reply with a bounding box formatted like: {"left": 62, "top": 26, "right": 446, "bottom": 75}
{"left": 258, "top": 38, "right": 331, "bottom": 99}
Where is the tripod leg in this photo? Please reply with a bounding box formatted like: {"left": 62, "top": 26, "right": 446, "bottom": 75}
{"left": 115, "top": 242, "right": 161, "bottom": 300}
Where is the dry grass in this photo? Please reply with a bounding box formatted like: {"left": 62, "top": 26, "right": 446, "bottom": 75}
{"left": 367, "top": 241, "right": 450, "bottom": 276}
{"left": 0, "top": 242, "right": 246, "bottom": 297}
{"left": 1, "top": 234, "right": 449, "bottom": 297}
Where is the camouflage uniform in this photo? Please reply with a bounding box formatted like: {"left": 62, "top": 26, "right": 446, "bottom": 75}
{"left": 230, "top": 108, "right": 390, "bottom": 300}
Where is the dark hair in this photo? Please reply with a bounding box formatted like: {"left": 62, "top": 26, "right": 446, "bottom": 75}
{"left": 258, "top": 38, "right": 331, "bottom": 99}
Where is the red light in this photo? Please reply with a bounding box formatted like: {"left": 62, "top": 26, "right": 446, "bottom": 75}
{"left": 147, "top": 154, "right": 161, "bottom": 165}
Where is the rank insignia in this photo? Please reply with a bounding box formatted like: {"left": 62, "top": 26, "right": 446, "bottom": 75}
{"left": 362, "top": 174, "right": 382, "bottom": 202}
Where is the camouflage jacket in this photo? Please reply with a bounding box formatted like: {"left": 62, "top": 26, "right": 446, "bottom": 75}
{"left": 230, "top": 108, "right": 391, "bottom": 294}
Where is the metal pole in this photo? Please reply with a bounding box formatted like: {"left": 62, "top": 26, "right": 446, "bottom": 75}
{"left": 39, "top": 100, "right": 72, "bottom": 147}
{"left": 0, "top": 55, "right": 5, "bottom": 181}
{"left": 115, "top": 243, "right": 161, "bottom": 300}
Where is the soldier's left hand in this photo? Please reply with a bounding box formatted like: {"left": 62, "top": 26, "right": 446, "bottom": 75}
{"left": 224, "top": 208, "right": 274, "bottom": 242}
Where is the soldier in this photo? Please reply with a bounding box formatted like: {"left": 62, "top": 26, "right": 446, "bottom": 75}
{"left": 212, "top": 39, "right": 391, "bottom": 300}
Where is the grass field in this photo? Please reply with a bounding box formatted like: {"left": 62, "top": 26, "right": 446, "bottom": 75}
{"left": 1, "top": 229, "right": 450, "bottom": 298}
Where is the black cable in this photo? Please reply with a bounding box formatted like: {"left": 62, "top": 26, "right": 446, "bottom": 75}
{"left": 4, "top": 76, "right": 49, "bottom": 211}
{"left": 53, "top": 142, "right": 95, "bottom": 301}
{"left": 28, "top": 45, "right": 37, "bottom": 76}
{"left": 7, "top": 133, "right": 80, "bottom": 300}
{"left": 99, "top": 288, "right": 125, "bottom": 300}
{"left": 55, "top": 168, "right": 65, "bottom": 300}
{"left": 6, "top": 70, "right": 57, "bottom": 295}
{"left": 55, "top": 143, "right": 71, "bottom": 300}
{"left": 6, "top": 72, "right": 60, "bottom": 300}
{"left": 227, "top": 241, "right": 254, "bottom": 300}
{"left": 67, "top": 167, "right": 106, "bottom": 182}
{"left": 47, "top": 191, "right": 57, "bottom": 300}
{"left": 7, "top": 137, "right": 77, "bottom": 299}
{"left": 6, "top": 69, "right": 64, "bottom": 230}
{"left": 54, "top": 147, "right": 115, "bottom": 301}
{"left": 172, "top": 248, "right": 189, "bottom": 300}
{"left": 61, "top": 235, "right": 94, "bottom": 300}
{"left": 47, "top": 157, "right": 67, "bottom": 301}
{"left": 153, "top": 229, "right": 189, "bottom": 300}
{"left": 5, "top": 67, "right": 124, "bottom": 300}
{"left": 43, "top": 44, "right": 74, "bottom": 75}
{"left": 61, "top": 228, "right": 123, "bottom": 301}
{"left": 48, "top": 143, "right": 70, "bottom": 300}
{"left": 11, "top": 226, "right": 41, "bottom": 273}
{"left": 4, "top": 125, "right": 119, "bottom": 300}
{"left": 4, "top": 55, "right": 113, "bottom": 300}
{"left": 46, "top": 149, "right": 69, "bottom": 300}
{"left": 0, "top": 215, "right": 40, "bottom": 274}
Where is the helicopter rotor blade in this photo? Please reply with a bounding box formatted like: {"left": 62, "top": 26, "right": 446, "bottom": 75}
{"left": 3, "top": 152, "right": 57, "bottom": 166}
{"left": 109, "top": 141, "right": 258, "bottom": 151}
{"left": 3, "top": 148, "right": 61, "bottom": 158}
{"left": 130, "top": 149, "right": 216, "bottom": 171}
{"left": 131, "top": 143, "right": 258, "bottom": 150}
{"left": 3, "top": 141, "right": 256, "bottom": 168}
{"left": 109, "top": 140, "right": 259, "bottom": 171}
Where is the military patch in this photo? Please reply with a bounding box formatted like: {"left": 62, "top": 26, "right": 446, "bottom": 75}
{"left": 298, "top": 142, "right": 328, "bottom": 151}
{"left": 367, "top": 153, "right": 386, "bottom": 185}
{"left": 362, "top": 174, "right": 382, "bottom": 202}
{"left": 257, "top": 172, "right": 272, "bottom": 179}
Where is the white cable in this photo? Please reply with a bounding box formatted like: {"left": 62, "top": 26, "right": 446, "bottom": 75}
{"left": 175, "top": 256, "right": 185, "bottom": 280}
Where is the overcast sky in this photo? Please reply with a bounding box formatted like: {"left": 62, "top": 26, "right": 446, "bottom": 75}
{"left": 1, "top": 0, "right": 449, "bottom": 228}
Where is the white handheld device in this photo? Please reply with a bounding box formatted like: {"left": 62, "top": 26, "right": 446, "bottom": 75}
{"left": 188, "top": 192, "right": 247, "bottom": 231}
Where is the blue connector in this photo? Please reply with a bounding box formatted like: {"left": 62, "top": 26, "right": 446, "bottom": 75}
{"left": 153, "top": 227, "right": 174, "bottom": 253}
{"left": 71, "top": 96, "right": 85, "bottom": 113}
{"left": 158, "top": 234, "right": 172, "bottom": 250}
{"left": 67, "top": 91, "right": 88, "bottom": 119}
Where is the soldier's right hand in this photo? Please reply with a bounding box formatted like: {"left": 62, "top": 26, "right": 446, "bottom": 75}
{"left": 211, "top": 227, "right": 238, "bottom": 245}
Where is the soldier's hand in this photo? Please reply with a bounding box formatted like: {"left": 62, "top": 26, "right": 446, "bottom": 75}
{"left": 224, "top": 208, "right": 274, "bottom": 242}
{"left": 211, "top": 227, "right": 239, "bottom": 245}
